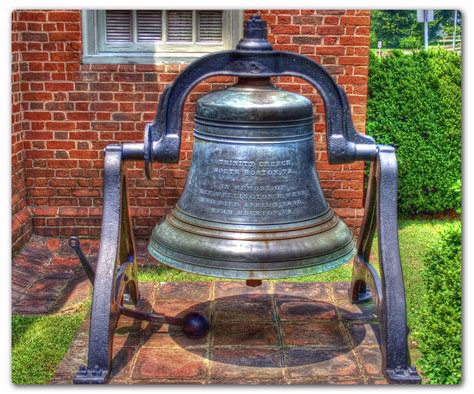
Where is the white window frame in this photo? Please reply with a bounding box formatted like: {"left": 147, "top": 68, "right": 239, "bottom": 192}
{"left": 82, "top": 10, "right": 243, "bottom": 64}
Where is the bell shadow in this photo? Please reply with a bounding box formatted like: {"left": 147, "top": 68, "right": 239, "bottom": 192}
{"left": 110, "top": 292, "right": 377, "bottom": 374}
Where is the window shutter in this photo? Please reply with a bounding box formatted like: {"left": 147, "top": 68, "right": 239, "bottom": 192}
{"left": 197, "top": 11, "right": 223, "bottom": 42}
{"left": 167, "top": 11, "right": 193, "bottom": 42}
{"left": 105, "top": 10, "right": 132, "bottom": 42}
{"left": 137, "top": 10, "right": 163, "bottom": 42}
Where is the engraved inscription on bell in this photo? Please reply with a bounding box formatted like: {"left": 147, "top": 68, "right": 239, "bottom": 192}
{"left": 177, "top": 141, "right": 328, "bottom": 224}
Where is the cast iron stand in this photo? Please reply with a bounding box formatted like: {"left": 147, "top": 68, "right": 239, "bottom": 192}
{"left": 71, "top": 144, "right": 209, "bottom": 384}
{"left": 349, "top": 145, "right": 421, "bottom": 383}
{"left": 70, "top": 15, "right": 421, "bottom": 384}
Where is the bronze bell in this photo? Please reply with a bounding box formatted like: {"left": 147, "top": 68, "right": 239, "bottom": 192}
{"left": 148, "top": 76, "right": 355, "bottom": 279}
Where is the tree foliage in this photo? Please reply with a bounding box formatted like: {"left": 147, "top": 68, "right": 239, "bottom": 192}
{"left": 370, "top": 10, "right": 462, "bottom": 49}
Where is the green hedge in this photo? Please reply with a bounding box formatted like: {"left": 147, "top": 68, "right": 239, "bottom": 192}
{"left": 415, "top": 221, "right": 462, "bottom": 384}
{"left": 367, "top": 50, "right": 461, "bottom": 214}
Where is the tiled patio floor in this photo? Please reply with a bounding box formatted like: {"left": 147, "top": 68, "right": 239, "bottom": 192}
{"left": 13, "top": 236, "right": 387, "bottom": 384}
{"left": 52, "top": 281, "right": 386, "bottom": 384}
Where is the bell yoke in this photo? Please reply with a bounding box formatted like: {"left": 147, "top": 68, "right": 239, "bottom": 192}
{"left": 70, "top": 15, "right": 421, "bottom": 384}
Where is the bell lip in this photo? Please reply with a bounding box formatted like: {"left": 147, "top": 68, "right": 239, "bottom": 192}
{"left": 147, "top": 243, "right": 356, "bottom": 280}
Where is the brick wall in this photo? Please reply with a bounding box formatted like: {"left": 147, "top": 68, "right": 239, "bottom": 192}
{"left": 12, "top": 11, "right": 33, "bottom": 253}
{"left": 11, "top": 9, "right": 370, "bottom": 248}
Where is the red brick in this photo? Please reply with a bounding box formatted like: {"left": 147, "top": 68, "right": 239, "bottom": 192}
{"left": 47, "top": 12, "right": 80, "bottom": 22}
{"left": 21, "top": 32, "right": 48, "bottom": 42}
{"left": 112, "top": 73, "right": 143, "bottom": 82}
{"left": 316, "top": 46, "right": 345, "bottom": 55}
{"left": 340, "top": 16, "right": 370, "bottom": 26}
{"left": 22, "top": 92, "right": 53, "bottom": 101}
{"left": 338, "top": 75, "right": 368, "bottom": 85}
{"left": 34, "top": 206, "right": 58, "bottom": 217}
{"left": 69, "top": 150, "right": 99, "bottom": 159}
{"left": 22, "top": 52, "right": 49, "bottom": 61}
{"left": 338, "top": 56, "right": 369, "bottom": 66}
{"left": 90, "top": 102, "right": 118, "bottom": 112}
{"left": 44, "top": 82, "right": 74, "bottom": 91}
{"left": 50, "top": 52, "right": 80, "bottom": 62}
{"left": 340, "top": 36, "right": 370, "bottom": 46}
{"left": 316, "top": 25, "right": 344, "bottom": 35}
{"left": 271, "top": 25, "right": 300, "bottom": 34}
{"left": 45, "top": 122, "right": 76, "bottom": 131}
{"left": 19, "top": 11, "right": 47, "bottom": 21}
{"left": 24, "top": 112, "right": 52, "bottom": 121}
{"left": 292, "top": 36, "right": 322, "bottom": 45}
{"left": 48, "top": 32, "right": 81, "bottom": 42}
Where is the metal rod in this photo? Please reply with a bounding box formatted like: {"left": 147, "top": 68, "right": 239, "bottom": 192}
{"left": 119, "top": 306, "right": 183, "bottom": 326}
{"left": 424, "top": 11, "right": 429, "bottom": 51}
{"left": 121, "top": 143, "right": 145, "bottom": 160}
{"left": 69, "top": 237, "right": 95, "bottom": 284}
{"left": 453, "top": 10, "right": 458, "bottom": 50}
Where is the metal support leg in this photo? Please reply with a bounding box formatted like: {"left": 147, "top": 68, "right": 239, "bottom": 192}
{"left": 349, "top": 146, "right": 421, "bottom": 384}
{"left": 70, "top": 144, "right": 209, "bottom": 384}
{"left": 73, "top": 145, "right": 139, "bottom": 384}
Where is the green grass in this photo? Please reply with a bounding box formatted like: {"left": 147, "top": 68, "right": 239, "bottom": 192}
{"left": 12, "top": 303, "right": 88, "bottom": 384}
{"left": 395, "top": 219, "right": 452, "bottom": 330}
{"left": 386, "top": 218, "right": 456, "bottom": 368}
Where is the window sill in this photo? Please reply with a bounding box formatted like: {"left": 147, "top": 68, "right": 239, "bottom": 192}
{"left": 82, "top": 51, "right": 215, "bottom": 65}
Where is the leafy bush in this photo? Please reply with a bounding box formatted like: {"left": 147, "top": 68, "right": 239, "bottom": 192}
{"left": 449, "top": 180, "right": 462, "bottom": 215}
{"left": 415, "top": 222, "right": 461, "bottom": 384}
{"left": 399, "top": 36, "right": 422, "bottom": 49}
{"left": 367, "top": 49, "right": 461, "bottom": 214}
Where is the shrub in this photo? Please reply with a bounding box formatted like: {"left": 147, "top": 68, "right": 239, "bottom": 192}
{"left": 449, "top": 179, "right": 462, "bottom": 215}
{"left": 415, "top": 221, "right": 461, "bottom": 384}
{"left": 399, "top": 36, "right": 422, "bottom": 49}
{"left": 367, "top": 49, "right": 461, "bottom": 214}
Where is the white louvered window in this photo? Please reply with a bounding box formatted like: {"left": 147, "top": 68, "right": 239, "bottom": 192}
{"left": 82, "top": 10, "right": 242, "bottom": 64}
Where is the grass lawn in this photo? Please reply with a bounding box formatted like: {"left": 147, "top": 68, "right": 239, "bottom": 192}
{"left": 11, "top": 217, "right": 458, "bottom": 384}
{"left": 11, "top": 303, "right": 88, "bottom": 384}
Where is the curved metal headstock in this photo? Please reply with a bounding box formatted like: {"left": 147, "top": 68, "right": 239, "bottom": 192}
{"left": 145, "top": 15, "right": 376, "bottom": 177}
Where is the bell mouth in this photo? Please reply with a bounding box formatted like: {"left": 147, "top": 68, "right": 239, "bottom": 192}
{"left": 148, "top": 207, "right": 356, "bottom": 280}
{"left": 148, "top": 242, "right": 355, "bottom": 280}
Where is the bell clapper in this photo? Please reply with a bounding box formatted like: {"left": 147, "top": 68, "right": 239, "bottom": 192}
{"left": 246, "top": 279, "right": 263, "bottom": 287}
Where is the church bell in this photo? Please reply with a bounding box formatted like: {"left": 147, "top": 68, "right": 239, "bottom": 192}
{"left": 148, "top": 76, "right": 356, "bottom": 279}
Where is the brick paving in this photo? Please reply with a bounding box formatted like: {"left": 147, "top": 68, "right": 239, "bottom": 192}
{"left": 12, "top": 236, "right": 387, "bottom": 384}
{"left": 12, "top": 235, "right": 95, "bottom": 314}
{"left": 12, "top": 235, "right": 149, "bottom": 314}
{"left": 52, "top": 281, "right": 386, "bottom": 384}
